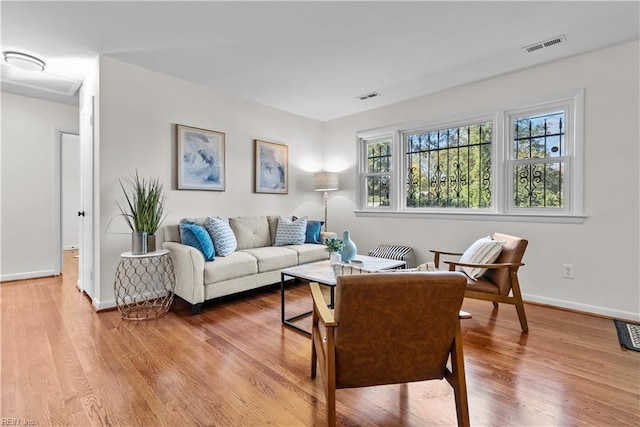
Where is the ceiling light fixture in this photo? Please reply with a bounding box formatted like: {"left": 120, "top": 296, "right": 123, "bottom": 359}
{"left": 3, "top": 51, "right": 46, "bottom": 72}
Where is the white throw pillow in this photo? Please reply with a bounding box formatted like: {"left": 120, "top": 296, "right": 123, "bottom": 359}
{"left": 332, "top": 263, "right": 376, "bottom": 277}
{"left": 274, "top": 216, "right": 307, "bottom": 246}
{"left": 458, "top": 236, "right": 505, "bottom": 280}
{"left": 332, "top": 262, "right": 434, "bottom": 277}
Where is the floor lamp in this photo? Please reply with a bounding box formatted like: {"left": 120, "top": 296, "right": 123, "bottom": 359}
{"left": 314, "top": 172, "right": 338, "bottom": 232}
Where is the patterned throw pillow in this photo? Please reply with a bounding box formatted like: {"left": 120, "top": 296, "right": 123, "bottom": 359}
{"left": 180, "top": 223, "right": 215, "bottom": 261}
{"left": 275, "top": 216, "right": 307, "bottom": 246}
{"left": 458, "top": 236, "right": 506, "bottom": 280}
{"left": 204, "top": 216, "right": 237, "bottom": 256}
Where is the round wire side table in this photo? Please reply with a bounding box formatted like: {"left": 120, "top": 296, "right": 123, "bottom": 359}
{"left": 114, "top": 249, "right": 175, "bottom": 320}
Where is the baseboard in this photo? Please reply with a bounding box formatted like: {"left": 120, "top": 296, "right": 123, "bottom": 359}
{"left": 523, "top": 293, "right": 640, "bottom": 322}
{"left": 92, "top": 298, "right": 117, "bottom": 311}
{"left": 0, "top": 270, "right": 56, "bottom": 282}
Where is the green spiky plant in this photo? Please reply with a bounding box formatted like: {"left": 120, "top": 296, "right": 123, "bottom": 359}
{"left": 117, "top": 171, "right": 167, "bottom": 234}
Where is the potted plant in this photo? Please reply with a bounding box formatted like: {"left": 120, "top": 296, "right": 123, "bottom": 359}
{"left": 117, "top": 171, "right": 167, "bottom": 254}
{"left": 323, "top": 236, "right": 344, "bottom": 264}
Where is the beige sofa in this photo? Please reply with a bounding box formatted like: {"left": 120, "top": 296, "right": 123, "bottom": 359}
{"left": 163, "top": 216, "right": 332, "bottom": 314}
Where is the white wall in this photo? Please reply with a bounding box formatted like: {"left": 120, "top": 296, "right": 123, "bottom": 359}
{"left": 0, "top": 93, "right": 79, "bottom": 280}
{"left": 323, "top": 40, "right": 640, "bottom": 320}
{"left": 96, "top": 56, "right": 325, "bottom": 306}
{"left": 3, "top": 41, "right": 638, "bottom": 320}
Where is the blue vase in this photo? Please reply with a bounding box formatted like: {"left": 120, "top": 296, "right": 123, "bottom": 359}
{"left": 340, "top": 230, "right": 357, "bottom": 262}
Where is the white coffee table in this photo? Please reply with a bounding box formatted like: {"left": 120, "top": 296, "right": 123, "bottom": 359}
{"left": 280, "top": 255, "right": 406, "bottom": 335}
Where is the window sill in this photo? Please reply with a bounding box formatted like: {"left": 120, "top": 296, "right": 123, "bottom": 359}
{"left": 353, "top": 209, "right": 586, "bottom": 224}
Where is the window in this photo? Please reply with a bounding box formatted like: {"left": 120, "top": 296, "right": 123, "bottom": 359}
{"left": 363, "top": 138, "right": 392, "bottom": 207}
{"left": 405, "top": 120, "right": 493, "bottom": 209}
{"left": 357, "top": 90, "right": 583, "bottom": 221}
{"left": 508, "top": 109, "right": 568, "bottom": 211}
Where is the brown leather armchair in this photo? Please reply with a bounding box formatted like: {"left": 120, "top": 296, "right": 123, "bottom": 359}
{"left": 431, "top": 233, "right": 529, "bottom": 332}
{"left": 310, "top": 272, "right": 470, "bottom": 427}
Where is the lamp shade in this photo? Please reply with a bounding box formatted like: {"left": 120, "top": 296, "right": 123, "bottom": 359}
{"left": 314, "top": 172, "right": 338, "bottom": 191}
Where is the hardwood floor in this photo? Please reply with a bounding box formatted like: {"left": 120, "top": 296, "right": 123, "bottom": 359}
{"left": 1, "top": 252, "right": 638, "bottom": 426}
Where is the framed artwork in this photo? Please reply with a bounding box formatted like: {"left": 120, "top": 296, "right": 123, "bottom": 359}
{"left": 176, "top": 124, "right": 225, "bottom": 191}
{"left": 255, "top": 140, "right": 288, "bottom": 194}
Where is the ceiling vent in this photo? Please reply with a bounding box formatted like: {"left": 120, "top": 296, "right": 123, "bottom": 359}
{"left": 523, "top": 35, "right": 566, "bottom": 53}
{"left": 356, "top": 92, "right": 380, "bottom": 101}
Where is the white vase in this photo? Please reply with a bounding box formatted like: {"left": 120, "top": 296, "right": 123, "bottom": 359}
{"left": 329, "top": 252, "right": 342, "bottom": 265}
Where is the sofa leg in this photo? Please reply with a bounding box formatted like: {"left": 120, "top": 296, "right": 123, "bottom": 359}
{"left": 191, "top": 303, "right": 202, "bottom": 315}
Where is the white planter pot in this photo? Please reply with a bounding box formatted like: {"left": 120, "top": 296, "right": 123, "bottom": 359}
{"left": 329, "top": 252, "right": 342, "bottom": 265}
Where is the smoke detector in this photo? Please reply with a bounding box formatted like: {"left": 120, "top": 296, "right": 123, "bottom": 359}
{"left": 523, "top": 35, "right": 566, "bottom": 53}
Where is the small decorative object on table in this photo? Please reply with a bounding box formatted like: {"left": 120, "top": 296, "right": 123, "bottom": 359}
{"left": 323, "top": 236, "right": 344, "bottom": 264}
{"left": 340, "top": 230, "right": 357, "bottom": 262}
{"left": 117, "top": 171, "right": 167, "bottom": 255}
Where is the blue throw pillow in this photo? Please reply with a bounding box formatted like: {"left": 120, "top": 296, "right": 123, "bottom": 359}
{"left": 205, "top": 216, "right": 237, "bottom": 256}
{"left": 292, "top": 216, "right": 324, "bottom": 244}
{"left": 305, "top": 220, "right": 324, "bottom": 244}
{"left": 180, "top": 223, "right": 215, "bottom": 261}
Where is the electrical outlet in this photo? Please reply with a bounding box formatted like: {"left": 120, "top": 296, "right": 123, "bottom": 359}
{"left": 562, "top": 264, "right": 574, "bottom": 279}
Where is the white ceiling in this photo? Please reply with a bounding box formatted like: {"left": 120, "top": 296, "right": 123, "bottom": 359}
{"left": 1, "top": 1, "right": 638, "bottom": 121}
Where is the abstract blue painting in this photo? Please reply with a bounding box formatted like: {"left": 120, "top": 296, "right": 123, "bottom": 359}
{"left": 255, "top": 140, "right": 288, "bottom": 194}
{"left": 177, "top": 124, "right": 225, "bottom": 191}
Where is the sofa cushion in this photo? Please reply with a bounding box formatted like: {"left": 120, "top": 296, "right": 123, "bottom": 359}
{"left": 230, "top": 216, "right": 271, "bottom": 250}
{"left": 240, "top": 247, "right": 298, "bottom": 272}
{"left": 285, "top": 244, "right": 329, "bottom": 264}
{"left": 275, "top": 216, "right": 307, "bottom": 246}
{"left": 467, "top": 276, "right": 500, "bottom": 294}
{"left": 180, "top": 223, "right": 215, "bottom": 261}
{"left": 204, "top": 252, "right": 258, "bottom": 284}
{"left": 205, "top": 216, "right": 237, "bottom": 256}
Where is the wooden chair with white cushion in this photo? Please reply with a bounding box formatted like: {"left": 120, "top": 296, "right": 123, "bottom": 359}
{"left": 430, "top": 233, "right": 529, "bottom": 332}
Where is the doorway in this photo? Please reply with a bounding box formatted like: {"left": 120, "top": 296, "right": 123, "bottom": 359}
{"left": 55, "top": 131, "right": 80, "bottom": 280}
{"left": 62, "top": 132, "right": 80, "bottom": 264}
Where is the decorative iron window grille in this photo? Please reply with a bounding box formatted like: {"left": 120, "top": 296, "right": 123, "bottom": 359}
{"left": 356, "top": 90, "right": 582, "bottom": 218}
{"left": 405, "top": 121, "right": 492, "bottom": 208}
{"left": 364, "top": 139, "right": 391, "bottom": 207}
{"left": 512, "top": 111, "right": 565, "bottom": 208}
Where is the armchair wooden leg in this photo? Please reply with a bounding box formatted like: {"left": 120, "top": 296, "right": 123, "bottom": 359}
{"left": 492, "top": 302, "right": 499, "bottom": 309}
{"left": 326, "top": 385, "right": 336, "bottom": 427}
{"left": 446, "top": 323, "right": 470, "bottom": 427}
{"left": 510, "top": 274, "right": 529, "bottom": 333}
{"left": 515, "top": 301, "right": 529, "bottom": 333}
